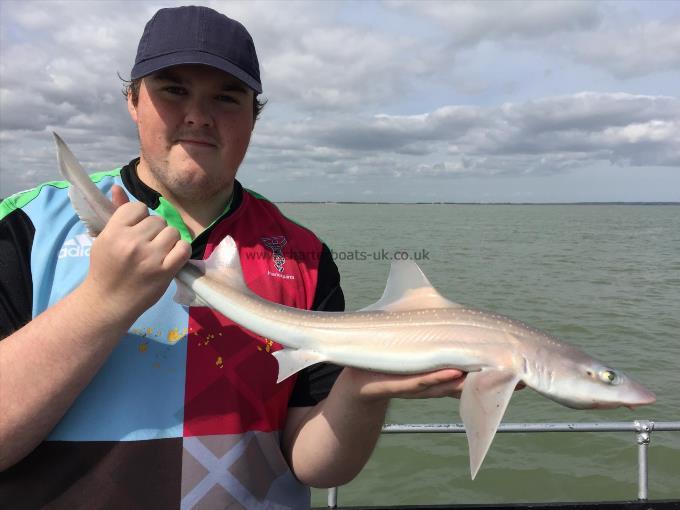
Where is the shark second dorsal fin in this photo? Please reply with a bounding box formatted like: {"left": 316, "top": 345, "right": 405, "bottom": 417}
{"left": 359, "top": 260, "right": 464, "bottom": 312}
{"left": 202, "top": 236, "right": 250, "bottom": 291}
{"left": 174, "top": 235, "right": 252, "bottom": 307}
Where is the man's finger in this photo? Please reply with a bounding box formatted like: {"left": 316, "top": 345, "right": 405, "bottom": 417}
{"left": 111, "top": 184, "right": 130, "bottom": 208}
{"left": 414, "top": 369, "right": 465, "bottom": 388}
{"left": 133, "top": 215, "right": 169, "bottom": 241}
{"left": 162, "top": 239, "right": 191, "bottom": 273}
{"left": 374, "top": 369, "right": 465, "bottom": 396}
{"left": 151, "top": 225, "right": 182, "bottom": 253}
{"left": 110, "top": 201, "right": 150, "bottom": 227}
{"left": 400, "top": 376, "right": 466, "bottom": 399}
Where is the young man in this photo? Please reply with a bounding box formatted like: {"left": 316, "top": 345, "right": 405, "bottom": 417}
{"left": 0, "top": 6, "right": 464, "bottom": 508}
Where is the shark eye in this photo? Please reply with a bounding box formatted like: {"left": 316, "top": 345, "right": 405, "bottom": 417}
{"left": 599, "top": 369, "right": 619, "bottom": 385}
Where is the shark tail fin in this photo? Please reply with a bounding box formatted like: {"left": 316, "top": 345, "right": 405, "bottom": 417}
{"left": 53, "top": 132, "right": 115, "bottom": 236}
{"left": 66, "top": 187, "right": 107, "bottom": 238}
{"left": 174, "top": 235, "right": 252, "bottom": 307}
{"left": 360, "top": 259, "right": 464, "bottom": 312}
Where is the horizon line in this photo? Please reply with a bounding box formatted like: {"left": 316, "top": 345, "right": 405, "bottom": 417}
{"left": 275, "top": 201, "right": 680, "bottom": 205}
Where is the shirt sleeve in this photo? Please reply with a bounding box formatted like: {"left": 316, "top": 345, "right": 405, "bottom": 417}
{"left": 0, "top": 207, "right": 35, "bottom": 339}
{"left": 288, "top": 243, "right": 344, "bottom": 406}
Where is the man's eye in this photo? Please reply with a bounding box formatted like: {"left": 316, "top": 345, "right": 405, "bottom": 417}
{"left": 164, "top": 86, "right": 186, "bottom": 95}
{"left": 218, "top": 95, "right": 237, "bottom": 103}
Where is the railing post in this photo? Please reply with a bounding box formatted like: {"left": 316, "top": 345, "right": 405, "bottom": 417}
{"left": 327, "top": 486, "right": 338, "bottom": 508}
{"left": 634, "top": 420, "right": 653, "bottom": 501}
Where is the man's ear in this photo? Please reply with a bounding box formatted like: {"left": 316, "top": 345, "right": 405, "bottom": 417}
{"left": 127, "top": 91, "right": 138, "bottom": 123}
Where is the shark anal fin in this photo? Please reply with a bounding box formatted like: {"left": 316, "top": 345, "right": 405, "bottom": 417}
{"left": 272, "top": 348, "right": 327, "bottom": 383}
{"left": 460, "top": 368, "right": 519, "bottom": 480}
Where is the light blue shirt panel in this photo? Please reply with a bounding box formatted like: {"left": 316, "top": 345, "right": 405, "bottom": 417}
{"left": 23, "top": 175, "right": 190, "bottom": 440}
{"left": 25, "top": 182, "right": 93, "bottom": 317}
{"left": 47, "top": 289, "right": 189, "bottom": 441}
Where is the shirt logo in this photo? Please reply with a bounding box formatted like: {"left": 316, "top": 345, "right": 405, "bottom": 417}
{"left": 58, "top": 234, "right": 92, "bottom": 259}
{"left": 261, "top": 236, "right": 295, "bottom": 280}
{"left": 261, "top": 236, "right": 287, "bottom": 272}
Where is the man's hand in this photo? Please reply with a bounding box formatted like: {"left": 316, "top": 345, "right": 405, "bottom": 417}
{"left": 80, "top": 185, "right": 191, "bottom": 325}
{"left": 336, "top": 367, "right": 467, "bottom": 401}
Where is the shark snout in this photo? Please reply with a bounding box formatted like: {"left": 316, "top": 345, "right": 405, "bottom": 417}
{"left": 625, "top": 387, "right": 656, "bottom": 409}
{"left": 619, "top": 381, "right": 656, "bottom": 410}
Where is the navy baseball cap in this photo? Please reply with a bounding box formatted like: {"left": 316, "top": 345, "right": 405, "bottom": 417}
{"left": 131, "top": 5, "right": 262, "bottom": 93}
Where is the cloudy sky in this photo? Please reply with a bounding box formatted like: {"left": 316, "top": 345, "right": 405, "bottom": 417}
{"left": 1, "top": 0, "right": 678, "bottom": 202}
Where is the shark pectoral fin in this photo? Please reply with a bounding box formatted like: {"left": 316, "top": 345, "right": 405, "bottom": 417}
{"left": 359, "top": 260, "right": 464, "bottom": 312}
{"left": 272, "top": 349, "right": 327, "bottom": 384}
{"left": 460, "top": 368, "right": 519, "bottom": 480}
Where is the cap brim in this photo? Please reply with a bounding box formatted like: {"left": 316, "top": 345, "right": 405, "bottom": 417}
{"left": 131, "top": 50, "right": 262, "bottom": 93}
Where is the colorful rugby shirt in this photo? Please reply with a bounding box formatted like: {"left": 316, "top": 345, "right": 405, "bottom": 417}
{"left": 0, "top": 160, "right": 344, "bottom": 509}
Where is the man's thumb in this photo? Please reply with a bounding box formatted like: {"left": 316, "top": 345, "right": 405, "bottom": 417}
{"left": 111, "top": 185, "right": 130, "bottom": 208}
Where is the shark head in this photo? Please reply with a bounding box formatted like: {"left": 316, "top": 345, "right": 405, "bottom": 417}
{"left": 535, "top": 355, "right": 656, "bottom": 410}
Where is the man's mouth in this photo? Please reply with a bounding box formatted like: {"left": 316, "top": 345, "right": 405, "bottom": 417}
{"left": 177, "top": 138, "right": 217, "bottom": 147}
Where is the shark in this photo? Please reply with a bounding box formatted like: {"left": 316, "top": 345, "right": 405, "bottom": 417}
{"left": 53, "top": 132, "right": 656, "bottom": 479}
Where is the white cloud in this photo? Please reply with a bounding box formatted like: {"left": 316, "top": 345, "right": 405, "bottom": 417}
{"left": 0, "top": 0, "right": 678, "bottom": 201}
{"left": 390, "top": 0, "right": 602, "bottom": 45}
{"left": 391, "top": 1, "right": 680, "bottom": 80}
{"left": 247, "top": 92, "right": 680, "bottom": 183}
{"left": 565, "top": 19, "right": 680, "bottom": 78}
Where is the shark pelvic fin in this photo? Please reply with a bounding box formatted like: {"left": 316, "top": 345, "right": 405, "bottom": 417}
{"left": 272, "top": 348, "right": 327, "bottom": 383}
{"left": 460, "top": 368, "right": 519, "bottom": 480}
{"left": 360, "top": 260, "right": 463, "bottom": 312}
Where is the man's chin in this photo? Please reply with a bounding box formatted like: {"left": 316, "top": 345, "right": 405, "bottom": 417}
{"left": 171, "top": 173, "right": 234, "bottom": 202}
{"left": 141, "top": 153, "right": 235, "bottom": 198}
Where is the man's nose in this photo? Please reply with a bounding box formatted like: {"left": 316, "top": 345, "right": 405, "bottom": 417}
{"left": 184, "top": 98, "right": 213, "bottom": 127}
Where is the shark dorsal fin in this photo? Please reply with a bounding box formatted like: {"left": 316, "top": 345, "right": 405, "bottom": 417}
{"left": 359, "top": 260, "right": 464, "bottom": 312}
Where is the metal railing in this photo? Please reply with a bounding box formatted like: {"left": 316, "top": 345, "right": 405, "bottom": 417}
{"left": 326, "top": 420, "right": 680, "bottom": 508}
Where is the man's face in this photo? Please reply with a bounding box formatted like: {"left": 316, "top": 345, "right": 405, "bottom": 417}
{"left": 128, "top": 64, "right": 255, "bottom": 200}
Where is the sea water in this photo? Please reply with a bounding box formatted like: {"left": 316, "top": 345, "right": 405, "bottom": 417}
{"left": 275, "top": 203, "right": 680, "bottom": 506}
